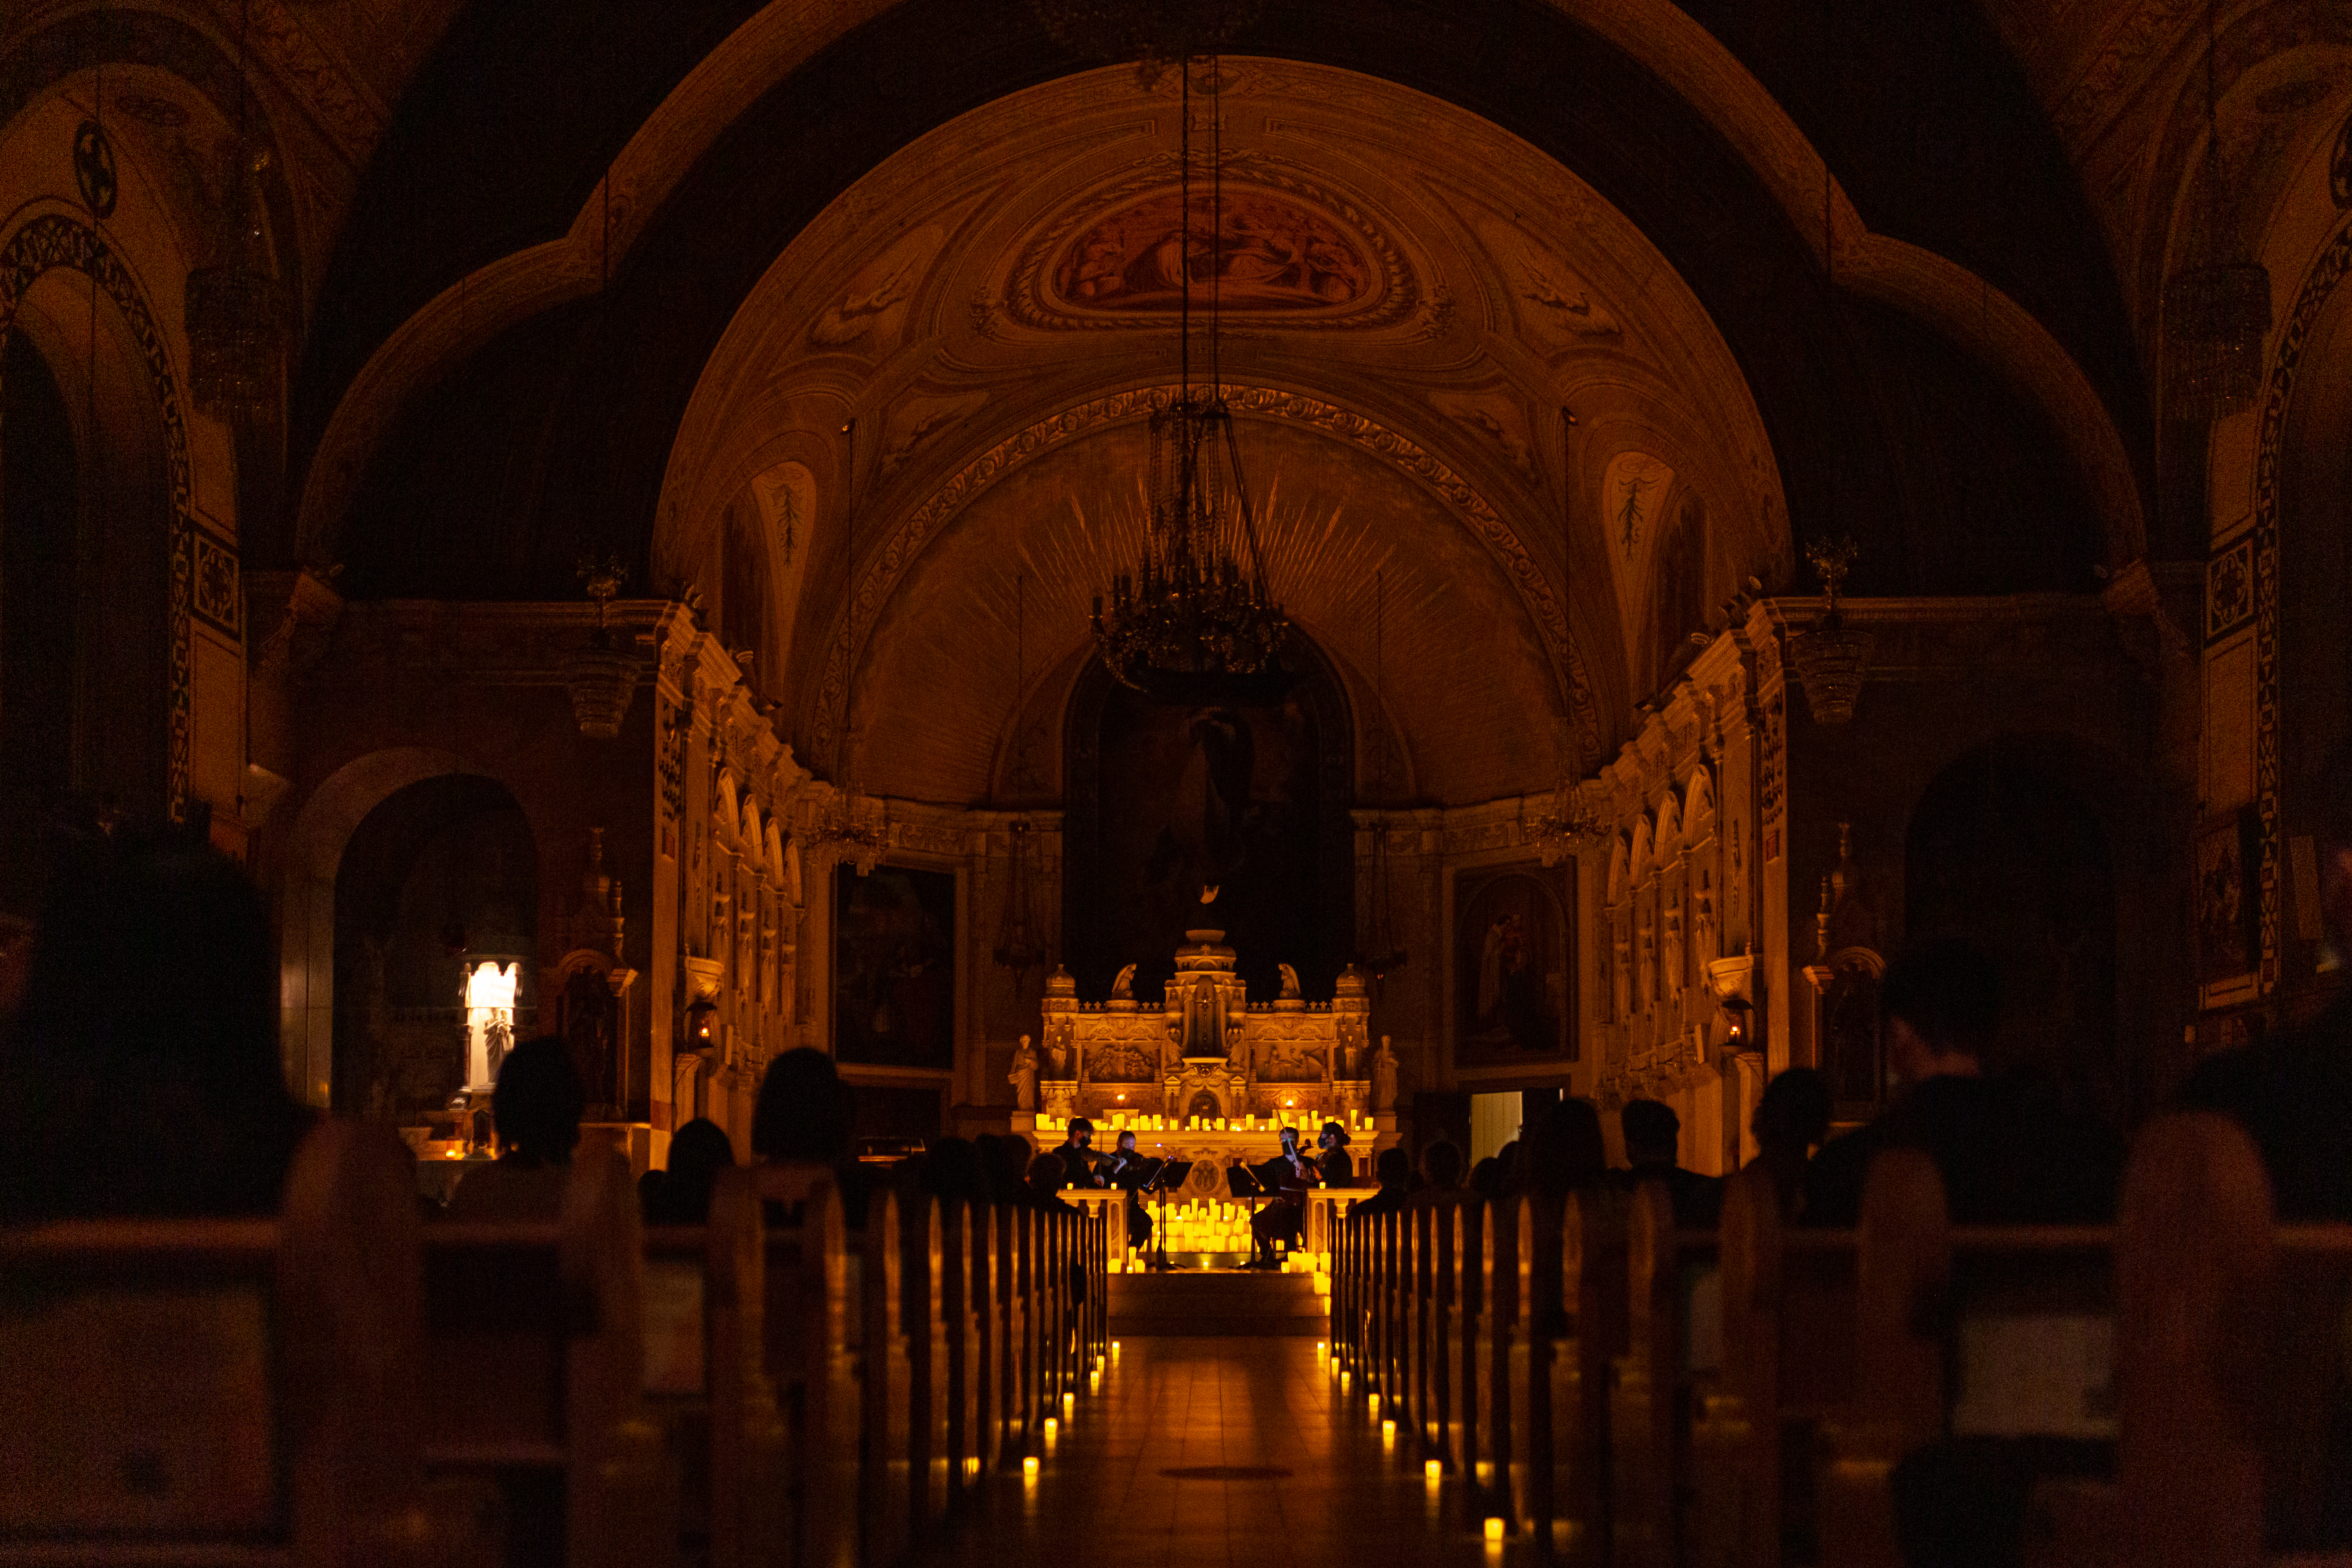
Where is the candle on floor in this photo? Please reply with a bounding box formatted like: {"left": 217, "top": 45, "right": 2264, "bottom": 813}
{"left": 1484, "top": 1518, "right": 1507, "bottom": 1543}
{"left": 1023, "top": 1456, "right": 1040, "bottom": 1479}
{"left": 1043, "top": 1417, "right": 1058, "bottom": 1446}
{"left": 1381, "top": 1419, "right": 1396, "bottom": 1448}
{"left": 1425, "top": 1459, "right": 1443, "bottom": 1483}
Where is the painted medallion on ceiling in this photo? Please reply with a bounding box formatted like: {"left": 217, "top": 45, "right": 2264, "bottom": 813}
{"left": 1014, "top": 159, "right": 1416, "bottom": 331}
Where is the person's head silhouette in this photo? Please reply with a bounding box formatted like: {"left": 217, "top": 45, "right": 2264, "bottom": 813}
{"left": 752, "top": 1047, "right": 854, "bottom": 1164}
{"left": 493, "top": 1037, "right": 585, "bottom": 1167}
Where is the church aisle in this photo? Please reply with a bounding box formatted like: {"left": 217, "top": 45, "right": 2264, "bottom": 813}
{"left": 917, "top": 1337, "right": 1524, "bottom": 1568}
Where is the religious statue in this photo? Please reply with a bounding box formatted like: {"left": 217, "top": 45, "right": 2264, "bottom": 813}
{"left": 1612, "top": 918, "right": 1634, "bottom": 1022}
{"left": 485, "top": 1016, "right": 513, "bottom": 1082}
{"left": 1693, "top": 870, "right": 1718, "bottom": 966}
{"left": 1662, "top": 901, "right": 1685, "bottom": 998}
{"left": 1277, "top": 963, "right": 1302, "bottom": 999}
{"left": 1008, "top": 1034, "right": 1038, "bottom": 1112}
{"left": 1111, "top": 963, "right": 1136, "bottom": 1001}
{"left": 1636, "top": 902, "right": 1656, "bottom": 1008}
{"left": 1372, "top": 1035, "right": 1399, "bottom": 1111}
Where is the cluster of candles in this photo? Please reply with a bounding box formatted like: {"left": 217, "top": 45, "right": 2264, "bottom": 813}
{"left": 1034, "top": 1108, "right": 1373, "bottom": 1134}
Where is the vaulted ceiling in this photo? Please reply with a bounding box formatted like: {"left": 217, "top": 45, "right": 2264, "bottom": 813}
{"left": 14, "top": 0, "right": 2338, "bottom": 802}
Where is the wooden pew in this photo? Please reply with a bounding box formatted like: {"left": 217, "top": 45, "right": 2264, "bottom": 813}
{"left": 2118, "top": 1111, "right": 2352, "bottom": 1568}
{"left": 1407, "top": 1198, "right": 1436, "bottom": 1453}
{"left": 0, "top": 1120, "right": 433, "bottom": 1568}
{"left": 1692, "top": 1163, "right": 1856, "bottom": 1568}
{"left": 1425, "top": 1195, "right": 1460, "bottom": 1467}
{"left": 640, "top": 1167, "right": 787, "bottom": 1568}
{"left": 753, "top": 1168, "right": 858, "bottom": 1568}
{"left": 1818, "top": 1148, "right": 2117, "bottom": 1568}
{"left": 900, "top": 1193, "right": 950, "bottom": 1541}
{"left": 1477, "top": 1197, "right": 1521, "bottom": 1527}
{"left": 1609, "top": 1181, "right": 1720, "bottom": 1568}
{"left": 422, "top": 1151, "right": 672, "bottom": 1568}
{"left": 1449, "top": 1200, "right": 1486, "bottom": 1489}
{"left": 942, "top": 1200, "right": 988, "bottom": 1499}
{"left": 860, "top": 1190, "right": 913, "bottom": 1568}
{"left": 997, "top": 1203, "right": 1034, "bottom": 1466}
{"left": 1527, "top": 1184, "right": 1628, "bottom": 1567}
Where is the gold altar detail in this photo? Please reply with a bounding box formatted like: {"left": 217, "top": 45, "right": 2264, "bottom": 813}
{"left": 1036, "top": 928, "right": 1369, "bottom": 1128}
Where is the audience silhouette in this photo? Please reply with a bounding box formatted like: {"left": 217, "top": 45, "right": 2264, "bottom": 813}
{"left": 0, "top": 828, "right": 309, "bottom": 1221}
{"left": 639, "top": 1116, "right": 734, "bottom": 1226}
{"left": 1750, "top": 1067, "right": 1833, "bottom": 1220}
{"left": 1804, "top": 937, "right": 2122, "bottom": 1228}
{"left": 1612, "top": 1098, "right": 1725, "bottom": 1227}
{"left": 445, "top": 1035, "right": 584, "bottom": 1219}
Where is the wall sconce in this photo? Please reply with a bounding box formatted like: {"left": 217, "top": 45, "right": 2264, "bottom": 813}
{"left": 684, "top": 994, "right": 719, "bottom": 1049}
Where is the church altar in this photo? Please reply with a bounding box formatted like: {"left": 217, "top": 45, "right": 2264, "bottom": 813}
{"left": 1009, "top": 928, "right": 1399, "bottom": 1200}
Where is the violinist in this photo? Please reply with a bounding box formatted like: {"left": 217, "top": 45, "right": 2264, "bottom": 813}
{"left": 1100, "top": 1129, "right": 1156, "bottom": 1249}
{"left": 1246, "top": 1126, "right": 1316, "bottom": 1269}
{"left": 1056, "top": 1116, "right": 1107, "bottom": 1189}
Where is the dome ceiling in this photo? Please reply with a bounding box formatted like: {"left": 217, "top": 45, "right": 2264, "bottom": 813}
{"left": 658, "top": 59, "right": 1788, "bottom": 801}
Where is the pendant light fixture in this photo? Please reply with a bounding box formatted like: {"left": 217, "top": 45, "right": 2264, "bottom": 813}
{"left": 184, "top": 0, "right": 285, "bottom": 421}
{"left": 2163, "top": 0, "right": 2272, "bottom": 422}
{"left": 1089, "top": 56, "right": 1288, "bottom": 700}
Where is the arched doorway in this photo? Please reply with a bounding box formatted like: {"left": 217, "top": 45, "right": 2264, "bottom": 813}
{"left": 0, "top": 241, "right": 180, "bottom": 909}
{"left": 329, "top": 774, "right": 537, "bottom": 1120}
{"left": 1905, "top": 742, "right": 2118, "bottom": 1115}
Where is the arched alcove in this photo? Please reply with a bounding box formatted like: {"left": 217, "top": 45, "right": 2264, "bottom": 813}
{"left": 1061, "top": 631, "right": 1353, "bottom": 1005}
{"left": 0, "top": 260, "right": 177, "bottom": 895}
{"left": 330, "top": 773, "right": 537, "bottom": 1118}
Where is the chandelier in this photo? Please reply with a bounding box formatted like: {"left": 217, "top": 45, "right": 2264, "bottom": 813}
{"left": 1787, "top": 537, "right": 1874, "bottom": 726}
{"left": 1029, "top": 0, "right": 1263, "bottom": 79}
{"left": 185, "top": 1, "right": 286, "bottom": 420}
{"left": 1526, "top": 780, "right": 1607, "bottom": 868}
{"left": 810, "top": 416, "right": 890, "bottom": 874}
{"left": 808, "top": 788, "right": 889, "bottom": 876}
{"left": 2163, "top": 0, "right": 2270, "bottom": 423}
{"left": 565, "top": 554, "right": 638, "bottom": 739}
{"left": 1090, "top": 58, "right": 1288, "bottom": 695}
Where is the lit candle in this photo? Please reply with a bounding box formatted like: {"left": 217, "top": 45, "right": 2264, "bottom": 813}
{"left": 1368, "top": 1392, "right": 1381, "bottom": 1413}
{"left": 1063, "top": 1391, "right": 1075, "bottom": 1418}
{"left": 1023, "top": 1456, "right": 1040, "bottom": 1479}
{"left": 1484, "top": 1518, "right": 1507, "bottom": 1544}
{"left": 1382, "top": 1419, "right": 1396, "bottom": 1448}
{"left": 1425, "top": 1459, "right": 1443, "bottom": 1483}
{"left": 1112, "top": 1341, "right": 1122, "bottom": 1355}
{"left": 1043, "top": 1417, "right": 1058, "bottom": 1445}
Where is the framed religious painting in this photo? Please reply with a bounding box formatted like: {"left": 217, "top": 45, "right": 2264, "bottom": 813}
{"left": 833, "top": 863, "right": 957, "bottom": 1069}
{"left": 2196, "top": 807, "right": 2260, "bottom": 1009}
{"left": 1454, "top": 863, "right": 1574, "bottom": 1066}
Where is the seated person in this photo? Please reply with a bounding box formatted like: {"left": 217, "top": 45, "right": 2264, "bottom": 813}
{"left": 1420, "top": 1139, "right": 1466, "bottom": 1193}
{"left": 1611, "top": 1098, "right": 1724, "bottom": 1228}
{"left": 640, "top": 1116, "right": 734, "bottom": 1226}
{"left": 1247, "top": 1126, "right": 1316, "bottom": 1267}
{"left": 1027, "top": 1153, "right": 1080, "bottom": 1215}
{"left": 1751, "top": 1068, "right": 1833, "bottom": 1221}
{"left": 1802, "top": 938, "right": 2123, "bottom": 1229}
{"left": 751, "top": 1047, "right": 868, "bottom": 1224}
{"left": 0, "top": 827, "right": 311, "bottom": 1222}
{"left": 1315, "top": 1121, "right": 1357, "bottom": 1186}
{"left": 1349, "top": 1147, "right": 1415, "bottom": 1217}
{"left": 446, "top": 1037, "right": 585, "bottom": 1220}
{"left": 1098, "top": 1129, "right": 1156, "bottom": 1250}
{"left": 1057, "top": 1117, "right": 1106, "bottom": 1189}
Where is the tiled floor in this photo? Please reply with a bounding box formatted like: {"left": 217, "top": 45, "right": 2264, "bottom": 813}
{"left": 918, "top": 1337, "right": 1527, "bottom": 1568}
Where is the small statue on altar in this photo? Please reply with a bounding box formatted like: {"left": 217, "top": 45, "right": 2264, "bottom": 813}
{"left": 1372, "top": 1034, "right": 1399, "bottom": 1111}
{"left": 1111, "top": 964, "right": 1136, "bottom": 1001}
{"left": 1277, "top": 963, "right": 1301, "bottom": 999}
{"left": 1008, "top": 1034, "right": 1038, "bottom": 1112}
{"left": 484, "top": 1016, "right": 512, "bottom": 1083}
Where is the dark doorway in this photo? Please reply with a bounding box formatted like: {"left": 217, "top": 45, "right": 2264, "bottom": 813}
{"left": 1905, "top": 743, "right": 2117, "bottom": 1115}
{"left": 332, "top": 775, "right": 538, "bottom": 1118}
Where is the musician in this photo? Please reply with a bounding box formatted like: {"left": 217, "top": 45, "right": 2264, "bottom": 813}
{"left": 1315, "top": 1121, "right": 1357, "bottom": 1186}
{"left": 1099, "top": 1129, "right": 1156, "bottom": 1249}
{"left": 1056, "top": 1117, "right": 1106, "bottom": 1189}
{"left": 1247, "top": 1126, "right": 1316, "bottom": 1268}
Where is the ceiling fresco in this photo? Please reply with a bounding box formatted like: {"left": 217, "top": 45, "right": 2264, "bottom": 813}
{"left": 650, "top": 58, "right": 1790, "bottom": 801}
{"left": 1022, "top": 159, "right": 1411, "bottom": 328}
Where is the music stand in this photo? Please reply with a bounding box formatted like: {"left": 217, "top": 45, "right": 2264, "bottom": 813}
{"left": 1141, "top": 1156, "right": 1194, "bottom": 1271}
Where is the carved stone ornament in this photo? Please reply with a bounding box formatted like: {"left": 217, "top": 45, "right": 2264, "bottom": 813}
{"left": 567, "top": 644, "right": 641, "bottom": 738}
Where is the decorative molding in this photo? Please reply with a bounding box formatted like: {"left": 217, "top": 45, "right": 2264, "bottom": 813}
{"left": 2249, "top": 209, "right": 2352, "bottom": 996}
{"left": 0, "top": 212, "right": 196, "bottom": 821}
{"left": 810, "top": 381, "right": 1601, "bottom": 774}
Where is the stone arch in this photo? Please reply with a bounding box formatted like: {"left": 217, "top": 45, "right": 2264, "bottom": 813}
{"left": 0, "top": 210, "right": 196, "bottom": 821}
{"left": 812, "top": 383, "right": 1604, "bottom": 778}
{"left": 278, "top": 746, "right": 495, "bottom": 1105}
